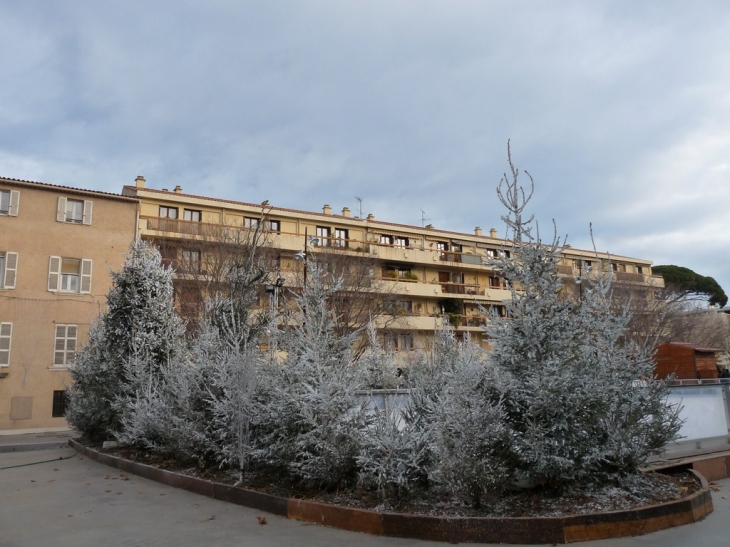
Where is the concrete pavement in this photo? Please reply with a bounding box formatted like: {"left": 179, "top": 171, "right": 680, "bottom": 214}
{"left": 1, "top": 442, "right": 729, "bottom": 547}
{"left": 0, "top": 429, "right": 77, "bottom": 453}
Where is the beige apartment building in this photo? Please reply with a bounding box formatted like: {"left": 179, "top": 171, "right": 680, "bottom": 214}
{"left": 122, "top": 176, "right": 664, "bottom": 353}
{"left": 0, "top": 177, "right": 138, "bottom": 432}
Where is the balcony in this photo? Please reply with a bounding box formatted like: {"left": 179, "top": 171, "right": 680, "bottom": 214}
{"left": 378, "top": 277, "right": 511, "bottom": 302}
{"left": 372, "top": 313, "right": 498, "bottom": 331}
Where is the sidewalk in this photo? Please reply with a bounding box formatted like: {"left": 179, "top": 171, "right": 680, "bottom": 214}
{"left": 1, "top": 443, "right": 728, "bottom": 547}
{"left": 0, "top": 430, "right": 77, "bottom": 453}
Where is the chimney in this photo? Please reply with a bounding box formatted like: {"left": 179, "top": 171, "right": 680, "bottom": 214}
{"left": 474, "top": 227, "right": 483, "bottom": 236}
{"left": 490, "top": 228, "right": 498, "bottom": 238}
{"left": 174, "top": 185, "right": 183, "bottom": 194}
{"left": 135, "top": 175, "right": 146, "bottom": 188}
{"left": 323, "top": 204, "right": 332, "bottom": 215}
{"left": 342, "top": 207, "right": 350, "bottom": 217}
{"left": 367, "top": 213, "right": 375, "bottom": 221}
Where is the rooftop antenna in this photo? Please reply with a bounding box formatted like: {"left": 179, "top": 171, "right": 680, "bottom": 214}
{"left": 355, "top": 196, "right": 363, "bottom": 218}
{"left": 421, "top": 209, "right": 430, "bottom": 227}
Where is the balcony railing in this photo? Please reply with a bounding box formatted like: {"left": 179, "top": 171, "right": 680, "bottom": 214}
{"left": 142, "top": 216, "right": 659, "bottom": 289}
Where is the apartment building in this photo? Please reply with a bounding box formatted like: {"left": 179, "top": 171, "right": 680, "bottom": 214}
{"left": 0, "top": 177, "right": 138, "bottom": 431}
{"left": 122, "top": 176, "right": 664, "bottom": 353}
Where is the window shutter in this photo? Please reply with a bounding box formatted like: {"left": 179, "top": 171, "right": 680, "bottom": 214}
{"left": 48, "top": 256, "right": 61, "bottom": 291}
{"left": 3, "top": 252, "right": 17, "bottom": 289}
{"left": 54, "top": 325, "right": 66, "bottom": 366}
{"left": 66, "top": 325, "right": 78, "bottom": 365}
{"left": 0, "top": 322, "right": 11, "bottom": 366}
{"left": 56, "top": 197, "right": 67, "bottom": 222}
{"left": 8, "top": 190, "right": 19, "bottom": 216}
{"left": 82, "top": 200, "right": 93, "bottom": 225}
{"left": 80, "top": 259, "right": 92, "bottom": 294}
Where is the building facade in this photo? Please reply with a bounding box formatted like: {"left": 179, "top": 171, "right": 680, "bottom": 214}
{"left": 0, "top": 177, "right": 138, "bottom": 432}
{"left": 122, "top": 176, "right": 664, "bottom": 353}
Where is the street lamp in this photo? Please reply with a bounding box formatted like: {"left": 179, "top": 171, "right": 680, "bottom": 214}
{"left": 573, "top": 259, "right": 584, "bottom": 304}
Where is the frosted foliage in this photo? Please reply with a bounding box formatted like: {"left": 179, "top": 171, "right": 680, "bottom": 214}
{"left": 66, "top": 240, "right": 186, "bottom": 441}
{"left": 254, "top": 262, "right": 368, "bottom": 489}
{"left": 360, "top": 322, "right": 401, "bottom": 389}
{"left": 155, "top": 251, "right": 276, "bottom": 470}
{"left": 356, "top": 402, "right": 431, "bottom": 503}
{"left": 429, "top": 332, "right": 512, "bottom": 506}
{"left": 485, "top": 153, "right": 681, "bottom": 489}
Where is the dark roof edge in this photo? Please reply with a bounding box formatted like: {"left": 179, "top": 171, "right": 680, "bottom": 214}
{"left": 2, "top": 177, "right": 138, "bottom": 203}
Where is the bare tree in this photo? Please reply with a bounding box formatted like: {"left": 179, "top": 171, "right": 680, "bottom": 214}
{"left": 149, "top": 207, "right": 278, "bottom": 335}
{"left": 607, "top": 282, "right": 730, "bottom": 351}
{"left": 288, "top": 241, "right": 408, "bottom": 360}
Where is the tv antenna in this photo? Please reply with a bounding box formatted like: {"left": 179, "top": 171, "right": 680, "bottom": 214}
{"left": 421, "top": 209, "right": 429, "bottom": 227}
{"left": 355, "top": 196, "right": 363, "bottom": 218}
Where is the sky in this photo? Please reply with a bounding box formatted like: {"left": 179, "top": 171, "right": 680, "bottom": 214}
{"left": 2, "top": 1, "right": 729, "bottom": 296}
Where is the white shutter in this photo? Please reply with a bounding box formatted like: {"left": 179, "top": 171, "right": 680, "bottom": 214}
{"left": 56, "top": 197, "right": 67, "bottom": 222}
{"left": 0, "top": 322, "right": 11, "bottom": 366}
{"left": 54, "top": 325, "right": 66, "bottom": 366}
{"left": 82, "top": 200, "right": 93, "bottom": 225}
{"left": 66, "top": 325, "right": 78, "bottom": 365}
{"left": 8, "top": 190, "right": 19, "bottom": 216}
{"left": 80, "top": 259, "right": 92, "bottom": 294}
{"left": 3, "top": 252, "right": 17, "bottom": 289}
{"left": 48, "top": 256, "right": 61, "bottom": 291}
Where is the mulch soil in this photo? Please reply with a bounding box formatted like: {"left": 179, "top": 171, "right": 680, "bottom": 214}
{"left": 92, "top": 442, "right": 702, "bottom": 519}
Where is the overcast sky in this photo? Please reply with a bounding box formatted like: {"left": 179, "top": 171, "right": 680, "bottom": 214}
{"left": 2, "top": 1, "right": 729, "bottom": 296}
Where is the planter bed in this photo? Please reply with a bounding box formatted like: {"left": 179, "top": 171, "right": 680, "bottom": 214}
{"left": 69, "top": 439, "right": 713, "bottom": 544}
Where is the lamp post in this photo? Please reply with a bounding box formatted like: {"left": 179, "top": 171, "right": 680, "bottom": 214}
{"left": 574, "top": 260, "right": 585, "bottom": 304}
{"left": 264, "top": 276, "right": 285, "bottom": 355}
{"left": 294, "top": 227, "right": 320, "bottom": 289}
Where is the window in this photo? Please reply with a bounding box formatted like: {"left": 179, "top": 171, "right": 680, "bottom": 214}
{"left": 245, "top": 217, "right": 279, "bottom": 232}
{"left": 436, "top": 241, "right": 449, "bottom": 252}
{"left": 52, "top": 390, "right": 67, "bottom": 418}
{"left": 159, "top": 246, "right": 177, "bottom": 269}
{"left": 383, "top": 332, "right": 397, "bottom": 351}
{"left": 48, "top": 256, "right": 92, "bottom": 293}
{"left": 383, "top": 331, "right": 414, "bottom": 351}
{"left": 53, "top": 324, "right": 77, "bottom": 367}
{"left": 0, "top": 322, "right": 11, "bottom": 366}
{"left": 56, "top": 197, "right": 92, "bottom": 225}
{"left": 394, "top": 236, "right": 408, "bottom": 248}
{"left": 637, "top": 266, "right": 644, "bottom": 275}
{"left": 0, "top": 189, "right": 19, "bottom": 216}
{"left": 183, "top": 209, "right": 201, "bottom": 222}
{"left": 181, "top": 249, "right": 202, "bottom": 273}
{"left": 66, "top": 199, "right": 83, "bottom": 223}
{"left": 177, "top": 284, "right": 202, "bottom": 322}
{"left": 314, "top": 226, "right": 330, "bottom": 246}
{"left": 335, "top": 228, "right": 348, "bottom": 248}
{"left": 399, "top": 333, "right": 414, "bottom": 351}
{"left": 159, "top": 206, "right": 178, "bottom": 219}
{"left": 380, "top": 234, "right": 393, "bottom": 245}
{"left": 489, "top": 248, "right": 510, "bottom": 259}
{"left": 0, "top": 252, "right": 18, "bottom": 289}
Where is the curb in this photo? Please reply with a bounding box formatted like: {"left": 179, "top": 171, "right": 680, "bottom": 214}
{"left": 70, "top": 439, "right": 714, "bottom": 544}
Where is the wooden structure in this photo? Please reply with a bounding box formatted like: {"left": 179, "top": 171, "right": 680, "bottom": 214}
{"left": 654, "top": 342, "right": 722, "bottom": 380}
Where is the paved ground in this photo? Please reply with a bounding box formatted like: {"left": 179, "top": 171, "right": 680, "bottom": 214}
{"left": 1, "top": 437, "right": 729, "bottom": 547}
